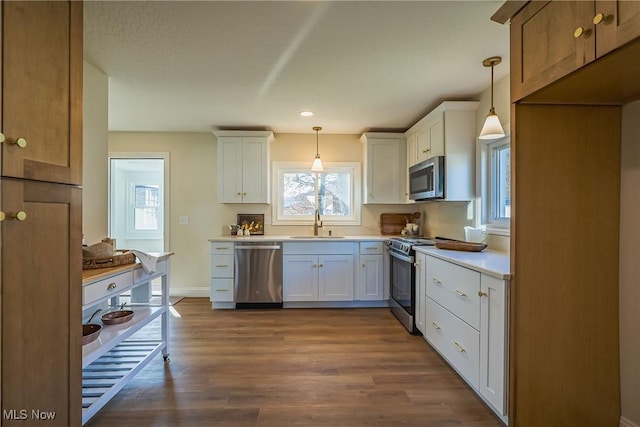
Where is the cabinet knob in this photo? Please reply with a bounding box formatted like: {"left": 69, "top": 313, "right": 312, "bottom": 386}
{"left": 236, "top": 192, "right": 242, "bottom": 196}
{"left": 319, "top": 263, "right": 323, "bottom": 268}
{"left": 12, "top": 211, "right": 27, "bottom": 221}
{"left": 593, "top": 13, "right": 613, "bottom": 25}
{"left": 1, "top": 136, "right": 27, "bottom": 148}
{"left": 107, "top": 283, "right": 117, "bottom": 290}
{"left": 362, "top": 263, "right": 366, "bottom": 268}
{"left": 573, "top": 26, "right": 592, "bottom": 38}
{"left": 0, "top": 211, "right": 5, "bottom": 221}
{"left": 243, "top": 192, "right": 247, "bottom": 196}
{"left": 478, "top": 290, "right": 488, "bottom": 297}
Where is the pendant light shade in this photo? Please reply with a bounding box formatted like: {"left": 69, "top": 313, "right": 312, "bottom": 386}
{"left": 479, "top": 56, "right": 505, "bottom": 140}
{"left": 311, "top": 126, "right": 324, "bottom": 172}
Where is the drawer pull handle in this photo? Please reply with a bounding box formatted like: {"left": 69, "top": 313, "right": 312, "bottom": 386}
{"left": 431, "top": 322, "right": 441, "bottom": 330}
{"left": 453, "top": 341, "right": 466, "bottom": 353}
{"left": 215, "top": 289, "right": 228, "bottom": 292}
{"left": 107, "top": 283, "right": 117, "bottom": 290}
{"left": 215, "top": 247, "right": 229, "bottom": 250}
{"left": 215, "top": 265, "right": 229, "bottom": 268}
{"left": 453, "top": 289, "right": 467, "bottom": 297}
{"left": 422, "top": 148, "right": 430, "bottom": 153}
{"left": 478, "top": 291, "right": 488, "bottom": 297}
{"left": 432, "top": 278, "right": 442, "bottom": 285}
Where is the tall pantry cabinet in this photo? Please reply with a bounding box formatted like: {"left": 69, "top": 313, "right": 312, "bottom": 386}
{"left": 493, "top": 1, "right": 640, "bottom": 426}
{"left": 1, "top": 2, "right": 83, "bottom": 426}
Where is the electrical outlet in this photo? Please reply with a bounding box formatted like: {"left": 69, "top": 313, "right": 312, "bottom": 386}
{"left": 179, "top": 216, "right": 189, "bottom": 225}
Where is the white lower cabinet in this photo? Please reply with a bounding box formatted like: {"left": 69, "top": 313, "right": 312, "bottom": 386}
{"left": 357, "top": 241, "right": 386, "bottom": 301}
{"left": 479, "top": 274, "right": 507, "bottom": 416}
{"left": 418, "top": 251, "right": 508, "bottom": 423}
{"left": 414, "top": 251, "right": 427, "bottom": 334}
{"left": 210, "top": 241, "right": 235, "bottom": 305}
{"left": 283, "top": 242, "right": 357, "bottom": 302}
{"left": 283, "top": 254, "right": 354, "bottom": 302}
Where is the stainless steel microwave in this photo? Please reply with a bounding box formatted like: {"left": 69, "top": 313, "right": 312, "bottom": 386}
{"left": 409, "top": 155, "right": 444, "bottom": 201}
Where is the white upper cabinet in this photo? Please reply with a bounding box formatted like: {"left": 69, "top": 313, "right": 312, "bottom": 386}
{"left": 405, "top": 101, "right": 478, "bottom": 201}
{"left": 360, "top": 132, "right": 406, "bottom": 204}
{"left": 214, "top": 130, "right": 273, "bottom": 203}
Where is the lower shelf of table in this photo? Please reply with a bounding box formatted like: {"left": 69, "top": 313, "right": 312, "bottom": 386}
{"left": 81, "top": 339, "right": 168, "bottom": 425}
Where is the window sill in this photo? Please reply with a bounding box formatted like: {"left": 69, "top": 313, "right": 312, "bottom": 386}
{"left": 484, "top": 225, "right": 510, "bottom": 237}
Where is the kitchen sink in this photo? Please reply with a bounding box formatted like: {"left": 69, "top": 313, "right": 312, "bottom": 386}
{"left": 289, "top": 236, "right": 345, "bottom": 239}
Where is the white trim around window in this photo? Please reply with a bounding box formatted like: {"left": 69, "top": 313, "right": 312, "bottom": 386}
{"left": 480, "top": 134, "right": 511, "bottom": 233}
{"left": 272, "top": 161, "right": 361, "bottom": 226}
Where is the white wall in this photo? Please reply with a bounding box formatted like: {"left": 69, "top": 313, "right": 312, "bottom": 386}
{"left": 416, "top": 74, "right": 510, "bottom": 252}
{"left": 620, "top": 100, "right": 640, "bottom": 427}
{"left": 107, "top": 131, "right": 420, "bottom": 296}
{"left": 82, "top": 61, "right": 109, "bottom": 244}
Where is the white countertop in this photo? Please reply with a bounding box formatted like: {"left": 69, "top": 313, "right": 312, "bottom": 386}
{"left": 209, "top": 235, "right": 388, "bottom": 242}
{"left": 415, "top": 246, "right": 511, "bottom": 280}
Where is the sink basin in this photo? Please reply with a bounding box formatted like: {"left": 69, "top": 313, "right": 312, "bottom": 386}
{"left": 289, "top": 235, "right": 345, "bottom": 239}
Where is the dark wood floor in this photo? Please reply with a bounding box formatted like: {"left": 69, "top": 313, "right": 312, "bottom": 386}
{"left": 86, "top": 298, "right": 502, "bottom": 427}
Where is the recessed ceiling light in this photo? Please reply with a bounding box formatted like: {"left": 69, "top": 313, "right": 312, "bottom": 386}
{"left": 299, "top": 111, "right": 314, "bottom": 117}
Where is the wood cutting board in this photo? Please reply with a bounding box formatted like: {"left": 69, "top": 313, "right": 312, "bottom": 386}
{"left": 379, "top": 212, "right": 420, "bottom": 235}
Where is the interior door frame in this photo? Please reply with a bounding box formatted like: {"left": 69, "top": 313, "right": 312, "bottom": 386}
{"left": 108, "top": 152, "right": 170, "bottom": 252}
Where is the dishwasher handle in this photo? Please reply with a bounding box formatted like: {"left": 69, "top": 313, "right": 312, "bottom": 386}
{"left": 235, "top": 245, "right": 281, "bottom": 250}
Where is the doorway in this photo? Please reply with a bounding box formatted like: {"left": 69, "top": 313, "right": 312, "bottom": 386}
{"left": 108, "top": 153, "right": 170, "bottom": 253}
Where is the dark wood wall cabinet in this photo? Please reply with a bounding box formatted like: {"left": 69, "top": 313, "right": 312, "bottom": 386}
{"left": 1, "top": 2, "right": 83, "bottom": 426}
{"left": 493, "top": 1, "right": 640, "bottom": 426}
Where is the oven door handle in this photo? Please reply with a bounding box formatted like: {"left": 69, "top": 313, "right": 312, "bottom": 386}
{"left": 387, "top": 249, "right": 414, "bottom": 264}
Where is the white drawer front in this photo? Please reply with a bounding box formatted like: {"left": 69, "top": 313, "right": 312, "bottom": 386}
{"left": 426, "top": 255, "right": 481, "bottom": 329}
{"left": 83, "top": 271, "right": 134, "bottom": 306}
{"left": 211, "top": 254, "right": 234, "bottom": 278}
{"left": 283, "top": 242, "right": 355, "bottom": 255}
{"left": 210, "top": 242, "right": 234, "bottom": 255}
{"left": 425, "top": 297, "right": 480, "bottom": 390}
{"left": 359, "top": 241, "right": 383, "bottom": 255}
{"left": 210, "top": 278, "right": 234, "bottom": 302}
{"left": 133, "top": 259, "right": 167, "bottom": 284}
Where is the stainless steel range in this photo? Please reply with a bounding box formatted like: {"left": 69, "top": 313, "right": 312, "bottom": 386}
{"left": 385, "top": 237, "right": 436, "bottom": 333}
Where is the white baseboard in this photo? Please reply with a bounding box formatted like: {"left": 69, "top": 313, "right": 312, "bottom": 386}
{"left": 621, "top": 416, "right": 640, "bottom": 427}
{"left": 170, "top": 287, "right": 209, "bottom": 298}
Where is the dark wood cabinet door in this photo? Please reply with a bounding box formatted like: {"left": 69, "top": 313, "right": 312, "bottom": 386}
{"left": 1, "top": 179, "right": 82, "bottom": 426}
{"left": 595, "top": 0, "right": 640, "bottom": 57}
{"left": 511, "top": 1, "right": 595, "bottom": 101}
{"left": 1, "top": 1, "right": 82, "bottom": 185}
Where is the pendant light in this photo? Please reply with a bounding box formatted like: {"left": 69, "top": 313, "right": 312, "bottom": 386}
{"left": 311, "top": 126, "right": 324, "bottom": 172}
{"left": 479, "top": 56, "right": 505, "bottom": 140}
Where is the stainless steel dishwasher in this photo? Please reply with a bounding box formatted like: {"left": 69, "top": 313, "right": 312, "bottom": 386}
{"left": 234, "top": 241, "right": 283, "bottom": 308}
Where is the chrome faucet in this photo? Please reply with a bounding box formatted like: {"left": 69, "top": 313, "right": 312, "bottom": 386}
{"left": 313, "top": 209, "right": 323, "bottom": 236}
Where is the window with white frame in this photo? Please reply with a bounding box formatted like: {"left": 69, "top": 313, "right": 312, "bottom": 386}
{"left": 273, "top": 162, "right": 361, "bottom": 225}
{"left": 485, "top": 137, "right": 511, "bottom": 228}
{"left": 126, "top": 182, "right": 163, "bottom": 238}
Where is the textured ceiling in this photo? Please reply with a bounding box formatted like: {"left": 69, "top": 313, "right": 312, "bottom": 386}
{"left": 84, "top": 1, "right": 509, "bottom": 135}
